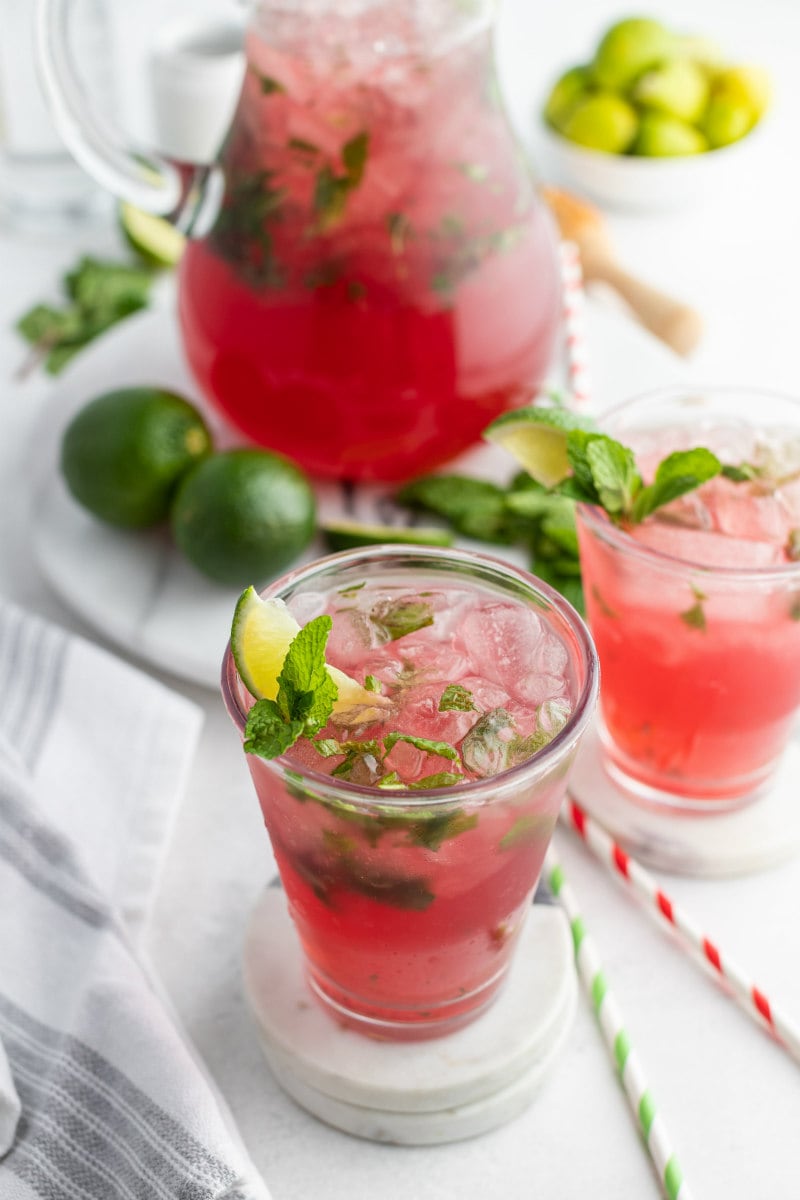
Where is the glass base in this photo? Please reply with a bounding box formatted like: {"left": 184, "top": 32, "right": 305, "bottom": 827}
{"left": 597, "top": 716, "right": 776, "bottom": 814}
{"left": 304, "top": 962, "right": 509, "bottom": 1043}
{"left": 570, "top": 721, "right": 800, "bottom": 877}
{"left": 242, "top": 886, "right": 577, "bottom": 1143}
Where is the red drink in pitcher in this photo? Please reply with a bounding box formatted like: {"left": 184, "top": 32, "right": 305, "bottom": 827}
{"left": 179, "top": 2, "right": 561, "bottom": 481}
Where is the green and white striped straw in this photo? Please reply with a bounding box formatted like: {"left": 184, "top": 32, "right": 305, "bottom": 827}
{"left": 545, "top": 847, "right": 693, "bottom": 1200}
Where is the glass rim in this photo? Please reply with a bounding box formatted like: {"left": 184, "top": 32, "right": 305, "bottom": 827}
{"left": 221, "top": 543, "right": 599, "bottom": 807}
{"left": 578, "top": 383, "right": 800, "bottom": 582}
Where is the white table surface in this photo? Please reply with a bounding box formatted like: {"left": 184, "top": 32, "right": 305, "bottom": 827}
{"left": 2, "top": 1, "right": 800, "bottom": 1197}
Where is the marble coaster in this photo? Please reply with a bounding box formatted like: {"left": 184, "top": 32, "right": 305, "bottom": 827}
{"left": 242, "top": 888, "right": 577, "bottom": 1144}
{"left": 570, "top": 723, "right": 800, "bottom": 878}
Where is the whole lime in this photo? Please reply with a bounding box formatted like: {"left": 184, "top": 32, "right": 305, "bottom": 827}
{"left": 632, "top": 58, "right": 710, "bottom": 124}
{"left": 544, "top": 65, "right": 592, "bottom": 131}
{"left": 60, "top": 387, "right": 212, "bottom": 528}
{"left": 592, "top": 17, "right": 674, "bottom": 91}
{"left": 633, "top": 112, "right": 708, "bottom": 157}
{"left": 170, "top": 448, "right": 316, "bottom": 585}
{"left": 560, "top": 92, "right": 638, "bottom": 153}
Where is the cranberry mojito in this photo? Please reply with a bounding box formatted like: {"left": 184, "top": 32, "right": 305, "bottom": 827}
{"left": 223, "top": 547, "right": 597, "bottom": 1038}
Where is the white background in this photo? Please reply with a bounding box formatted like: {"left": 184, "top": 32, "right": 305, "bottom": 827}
{"left": 2, "top": 1, "right": 800, "bottom": 1198}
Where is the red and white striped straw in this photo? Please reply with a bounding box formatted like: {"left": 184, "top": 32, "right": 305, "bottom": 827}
{"left": 560, "top": 797, "right": 800, "bottom": 1066}
{"left": 559, "top": 240, "right": 592, "bottom": 410}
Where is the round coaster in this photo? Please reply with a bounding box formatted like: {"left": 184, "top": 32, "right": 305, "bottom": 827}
{"left": 242, "top": 888, "right": 577, "bottom": 1144}
{"left": 569, "top": 723, "right": 800, "bottom": 877}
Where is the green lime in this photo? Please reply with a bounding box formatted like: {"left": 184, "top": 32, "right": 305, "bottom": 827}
{"left": 119, "top": 202, "right": 186, "bottom": 268}
{"left": 60, "top": 387, "right": 212, "bottom": 528}
{"left": 230, "top": 585, "right": 391, "bottom": 720}
{"left": 633, "top": 112, "right": 708, "bottom": 156}
{"left": 321, "top": 521, "right": 454, "bottom": 552}
{"left": 484, "top": 406, "right": 596, "bottom": 488}
{"left": 171, "top": 449, "right": 316, "bottom": 586}
{"left": 592, "top": 18, "right": 675, "bottom": 91}
{"left": 712, "top": 65, "right": 771, "bottom": 121}
{"left": 559, "top": 92, "right": 638, "bottom": 153}
{"left": 632, "top": 58, "right": 710, "bottom": 124}
{"left": 544, "top": 65, "right": 592, "bottom": 132}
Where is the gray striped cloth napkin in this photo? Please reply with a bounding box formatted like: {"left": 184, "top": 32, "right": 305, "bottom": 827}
{"left": 0, "top": 600, "right": 271, "bottom": 1200}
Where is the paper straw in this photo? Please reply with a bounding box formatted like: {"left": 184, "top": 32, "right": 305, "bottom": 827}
{"left": 558, "top": 240, "right": 592, "bottom": 410}
{"left": 545, "top": 847, "right": 693, "bottom": 1200}
{"left": 561, "top": 797, "right": 800, "bottom": 1066}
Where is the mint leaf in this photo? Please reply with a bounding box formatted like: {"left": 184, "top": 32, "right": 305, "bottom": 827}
{"left": 245, "top": 618, "right": 338, "bottom": 760}
{"left": 277, "top": 615, "right": 338, "bottom": 731}
{"left": 680, "top": 587, "right": 707, "bottom": 632}
{"left": 410, "top": 772, "right": 465, "bottom": 790}
{"left": 438, "top": 684, "right": 476, "bottom": 712}
{"left": 632, "top": 448, "right": 721, "bottom": 523}
{"left": 499, "top": 814, "right": 547, "bottom": 851}
{"left": 244, "top": 699, "right": 305, "bottom": 759}
{"left": 722, "top": 462, "right": 759, "bottom": 482}
{"left": 397, "top": 474, "right": 521, "bottom": 543}
{"left": 370, "top": 596, "right": 434, "bottom": 642}
{"left": 364, "top": 674, "right": 381, "bottom": 693}
{"left": 253, "top": 71, "right": 285, "bottom": 94}
{"left": 342, "top": 131, "right": 369, "bottom": 184}
{"left": 383, "top": 732, "right": 458, "bottom": 760}
{"left": 787, "top": 530, "right": 800, "bottom": 561}
{"left": 585, "top": 436, "right": 641, "bottom": 516}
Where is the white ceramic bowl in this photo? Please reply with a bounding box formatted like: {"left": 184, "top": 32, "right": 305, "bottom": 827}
{"left": 537, "top": 119, "right": 765, "bottom": 213}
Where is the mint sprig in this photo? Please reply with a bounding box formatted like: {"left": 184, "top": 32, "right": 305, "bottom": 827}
{"left": 244, "top": 616, "right": 338, "bottom": 759}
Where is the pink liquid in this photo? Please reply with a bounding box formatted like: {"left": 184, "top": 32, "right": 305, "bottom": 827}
{"left": 179, "top": 20, "right": 560, "bottom": 481}
{"left": 578, "top": 458, "right": 800, "bottom": 804}
{"left": 241, "top": 575, "right": 589, "bottom": 1035}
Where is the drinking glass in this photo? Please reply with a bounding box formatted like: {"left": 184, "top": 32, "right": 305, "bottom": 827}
{"left": 576, "top": 386, "right": 800, "bottom": 811}
{"left": 222, "top": 545, "right": 598, "bottom": 1039}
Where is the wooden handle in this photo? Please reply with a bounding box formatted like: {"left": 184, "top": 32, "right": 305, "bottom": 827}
{"left": 581, "top": 256, "right": 704, "bottom": 357}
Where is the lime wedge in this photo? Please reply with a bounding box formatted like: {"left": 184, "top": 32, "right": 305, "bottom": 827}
{"left": 322, "top": 520, "right": 453, "bottom": 552}
{"left": 485, "top": 406, "right": 595, "bottom": 488}
{"left": 119, "top": 202, "right": 186, "bottom": 268}
{"left": 231, "top": 586, "right": 391, "bottom": 723}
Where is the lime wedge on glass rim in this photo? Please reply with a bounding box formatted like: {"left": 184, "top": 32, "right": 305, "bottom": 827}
{"left": 484, "top": 405, "right": 595, "bottom": 488}
{"left": 231, "top": 586, "right": 392, "bottom": 724}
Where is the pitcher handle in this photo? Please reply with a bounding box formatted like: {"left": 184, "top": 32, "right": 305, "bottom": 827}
{"left": 35, "top": 0, "right": 224, "bottom": 234}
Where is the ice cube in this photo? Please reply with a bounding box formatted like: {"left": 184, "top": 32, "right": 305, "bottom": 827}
{"left": 633, "top": 519, "right": 785, "bottom": 568}
{"left": 391, "top": 682, "right": 480, "bottom": 744}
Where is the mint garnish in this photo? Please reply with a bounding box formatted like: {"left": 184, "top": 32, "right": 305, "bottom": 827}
{"left": 244, "top": 617, "right": 338, "bottom": 759}
{"left": 631, "top": 449, "right": 722, "bottom": 523}
{"left": 439, "top": 684, "right": 476, "bottom": 712}
{"left": 680, "top": 587, "right": 707, "bottom": 632}
{"left": 364, "top": 674, "right": 381, "bottom": 693}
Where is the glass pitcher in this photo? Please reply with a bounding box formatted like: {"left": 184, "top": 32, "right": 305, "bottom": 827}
{"left": 37, "top": 0, "right": 562, "bottom": 482}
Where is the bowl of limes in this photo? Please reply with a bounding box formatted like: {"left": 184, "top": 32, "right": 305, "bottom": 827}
{"left": 540, "top": 16, "right": 771, "bottom": 211}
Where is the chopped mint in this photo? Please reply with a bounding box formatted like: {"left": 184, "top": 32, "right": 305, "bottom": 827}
{"left": 377, "top": 771, "right": 403, "bottom": 790}
{"left": 787, "top": 529, "right": 800, "bottom": 561}
{"left": 410, "top": 772, "right": 465, "bottom": 790}
{"left": 439, "top": 684, "right": 476, "bottom": 712}
{"left": 404, "top": 807, "right": 476, "bottom": 849}
{"left": 364, "top": 674, "right": 381, "bottom": 693}
{"left": 383, "top": 732, "right": 459, "bottom": 761}
{"left": 680, "top": 587, "right": 707, "bottom": 632}
{"left": 245, "top": 617, "right": 338, "bottom": 759}
{"left": 288, "top": 136, "right": 319, "bottom": 155}
{"left": 253, "top": 71, "right": 285, "bottom": 94}
{"left": 313, "top": 131, "right": 370, "bottom": 229}
{"left": 370, "top": 596, "right": 434, "bottom": 642}
{"left": 721, "top": 462, "right": 759, "bottom": 483}
{"left": 338, "top": 580, "right": 365, "bottom": 596}
{"left": 499, "top": 814, "right": 547, "bottom": 851}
